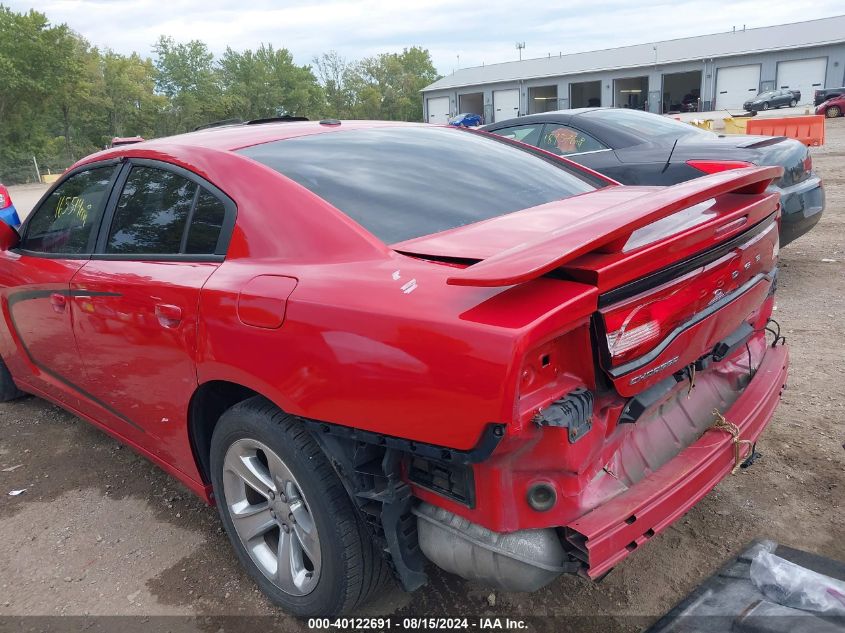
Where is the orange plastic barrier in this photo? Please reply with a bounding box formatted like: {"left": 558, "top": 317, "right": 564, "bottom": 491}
{"left": 744, "top": 115, "right": 825, "bottom": 147}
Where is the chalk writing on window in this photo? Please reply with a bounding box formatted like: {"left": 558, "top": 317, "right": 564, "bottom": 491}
{"left": 54, "top": 195, "right": 90, "bottom": 224}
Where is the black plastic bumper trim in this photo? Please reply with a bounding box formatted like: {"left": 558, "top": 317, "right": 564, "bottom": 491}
{"left": 299, "top": 418, "right": 506, "bottom": 465}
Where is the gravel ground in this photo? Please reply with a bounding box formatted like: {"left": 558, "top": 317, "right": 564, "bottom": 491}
{"left": 1, "top": 120, "right": 843, "bottom": 631}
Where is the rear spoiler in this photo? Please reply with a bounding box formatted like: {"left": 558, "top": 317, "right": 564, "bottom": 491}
{"left": 736, "top": 137, "right": 787, "bottom": 149}
{"left": 446, "top": 166, "right": 783, "bottom": 287}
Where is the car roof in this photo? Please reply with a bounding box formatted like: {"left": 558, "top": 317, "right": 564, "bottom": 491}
{"left": 482, "top": 108, "right": 601, "bottom": 128}
{"left": 81, "top": 120, "right": 421, "bottom": 163}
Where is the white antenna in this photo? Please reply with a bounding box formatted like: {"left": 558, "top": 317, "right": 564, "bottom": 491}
{"left": 516, "top": 42, "right": 525, "bottom": 61}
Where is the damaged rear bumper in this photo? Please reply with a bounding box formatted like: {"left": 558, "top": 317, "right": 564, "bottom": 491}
{"left": 565, "top": 343, "right": 789, "bottom": 578}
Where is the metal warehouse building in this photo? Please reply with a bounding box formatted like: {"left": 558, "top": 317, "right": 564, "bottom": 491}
{"left": 421, "top": 15, "right": 845, "bottom": 124}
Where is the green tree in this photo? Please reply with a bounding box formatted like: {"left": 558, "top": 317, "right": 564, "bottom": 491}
{"left": 0, "top": 7, "right": 73, "bottom": 176}
{"left": 313, "top": 50, "right": 353, "bottom": 118}
{"left": 153, "top": 36, "right": 223, "bottom": 133}
{"left": 50, "top": 34, "right": 108, "bottom": 163}
{"left": 218, "top": 44, "right": 324, "bottom": 120}
{"left": 345, "top": 47, "right": 440, "bottom": 121}
{"left": 101, "top": 52, "right": 166, "bottom": 139}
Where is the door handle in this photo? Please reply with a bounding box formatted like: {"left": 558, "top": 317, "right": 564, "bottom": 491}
{"left": 50, "top": 293, "right": 67, "bottom": 313}
{"left": 154, "top": 304, "right": 182, "bottom": 329}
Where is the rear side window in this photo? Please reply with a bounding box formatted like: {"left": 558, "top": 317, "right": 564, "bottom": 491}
{"left": 185, "top": 189, "right": 226, "bottom": 254}
{"left": 239, "top": 126, "right": 597, "bottom": 243}
{"left": 107, "top": 166, "right": 196, "bottom": 254}
{"left": 22, "top": 166, "right": 116, "bottom": 254}
{"left": 492, "top": 123, "right": 544, "bottom": 146}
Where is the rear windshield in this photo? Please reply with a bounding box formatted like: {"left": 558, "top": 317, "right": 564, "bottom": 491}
{"left": 239, "top": 126, "right": 596, "bottom": 243}
{"left": 581, "top": 109, "right": 713, "bottom": 139}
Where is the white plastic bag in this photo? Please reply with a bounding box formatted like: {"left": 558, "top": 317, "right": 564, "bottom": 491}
{"left": 751, "top": 550, "right": 845, "bottom": 615}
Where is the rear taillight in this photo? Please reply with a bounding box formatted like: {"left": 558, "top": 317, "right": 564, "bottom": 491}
{"left": 686, "top": 160, "right": 755, "bottom": 174}
{"left": 601, "top": 222, "right": 778, "bottom": 367}
{"left": 606, "top": 320, "right": 661, "bottom": 359}
{"left": 603, "top": 282, "right": 696, "bottom": 366}
{"left": 0, "top": 186, "right": 9, "bottom": 210}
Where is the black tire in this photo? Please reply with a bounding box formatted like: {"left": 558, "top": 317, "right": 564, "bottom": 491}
{"left": 828, "top": 106, "right": 842, "bottom": 118}
{"left": 762, "top": 102, "right": 770, "bottom": 111}
{"left": 790, "top": 99, "right": 797, "bottom": 107}
{"left": 0, "top": 356, "right": 25, "bottom": 402}
{"left": 210, "top": 396, "right": 390, "bottom": 617}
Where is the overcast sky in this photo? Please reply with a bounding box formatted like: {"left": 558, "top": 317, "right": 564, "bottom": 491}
{"left": 8, "top": 1, "right": 844, "bottom": 74}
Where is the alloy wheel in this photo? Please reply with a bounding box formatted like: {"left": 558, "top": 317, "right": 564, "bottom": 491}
{"left": 828, "top": 106, "right": 841, "bottom": 118}
{"left": 222, "top": 438, "right": 322, "bottom": 596}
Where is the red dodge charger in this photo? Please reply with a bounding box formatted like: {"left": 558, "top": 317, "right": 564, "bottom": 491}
{"left": 0, "top": 120, "right": 788, "bottom": 616}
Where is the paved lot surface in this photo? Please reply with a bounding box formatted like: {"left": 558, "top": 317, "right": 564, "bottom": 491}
{"left": 1, "top": 121, "right": 843, "bottom": 631}
{"left": 6, "top": 183, "right": 48, "bottom": 221}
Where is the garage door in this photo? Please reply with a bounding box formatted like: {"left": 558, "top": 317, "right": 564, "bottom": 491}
{"left": 777, "top": 58, "right": 827, "bottom": 105}
{"left": 493, "top": 89, "right": 520, "bottom": 122}
{"left": 426, "top": 96, "right": 450, "bottom": 124}
{"left": 715, "top": 65, "right": 761, "bottom": 111}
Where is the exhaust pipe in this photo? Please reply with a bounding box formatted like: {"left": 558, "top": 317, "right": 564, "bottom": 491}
{"left": 413, "top": 502, "right": 580, "bottom": 591}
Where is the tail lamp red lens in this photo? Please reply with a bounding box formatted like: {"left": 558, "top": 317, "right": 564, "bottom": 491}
{"left": 602, "top": 280, "right": 693, "bottom": 366}
{"left": 0, "top": 186, "right": 10, "bottom": 210}
{"left": 601, "top": 222, "right": 777, "bottom": 367}
{"left": 686, "top": 160, "right": 755, "bottom": 174}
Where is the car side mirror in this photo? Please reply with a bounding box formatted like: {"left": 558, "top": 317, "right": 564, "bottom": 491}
{"left": 0, "top": 222, "right": 20, "bottom": 251}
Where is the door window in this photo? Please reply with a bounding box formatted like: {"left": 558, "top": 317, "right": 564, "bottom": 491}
{"left": 21, "top": 166, "right": 116, "bottom": 254}
{"left": 491, "top": 124, "right": 544, "bottom": 146}
{"left": 539, "top": 124, "right": 608, "bottom": 156}
{"left": 104, "top": 165, "right": 229, "bottom": 256}
{"left": 106, "top": 166, "right": 196, "bottom": 254}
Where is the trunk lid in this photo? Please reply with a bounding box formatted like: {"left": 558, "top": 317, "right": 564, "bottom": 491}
{"left": 397, "top": 167, "right": 782, "bottom": 396}
{"left": 676, "top": 133, "right": 812, "bottom": 188}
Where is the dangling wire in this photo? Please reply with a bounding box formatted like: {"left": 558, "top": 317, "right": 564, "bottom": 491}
{"left": 765, "top": 318, "right": 786, "bottom": 347}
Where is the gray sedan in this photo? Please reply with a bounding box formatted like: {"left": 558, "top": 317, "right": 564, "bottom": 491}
{"left": 743, "top": 89, "right": 799, "bottom": 112}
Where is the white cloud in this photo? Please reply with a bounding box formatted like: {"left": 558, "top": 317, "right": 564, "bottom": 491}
{"left": 7, "top": 0, "right": 843, "bottom": 73}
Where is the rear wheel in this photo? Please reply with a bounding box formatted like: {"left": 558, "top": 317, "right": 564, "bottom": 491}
{"left": 827, "top": 106, "right": 842, "bottom": 118}
{"left": 0, "top": 357, "right": 25, "bottom": 402}
{"left": 789, "top": 99, "right": 797, "bottom": 107}
{"left": 210, "top": 397, "right": 389, "bottom": 617}
{"left": 762, "top": 102, "right": 770, "bottom": 111}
